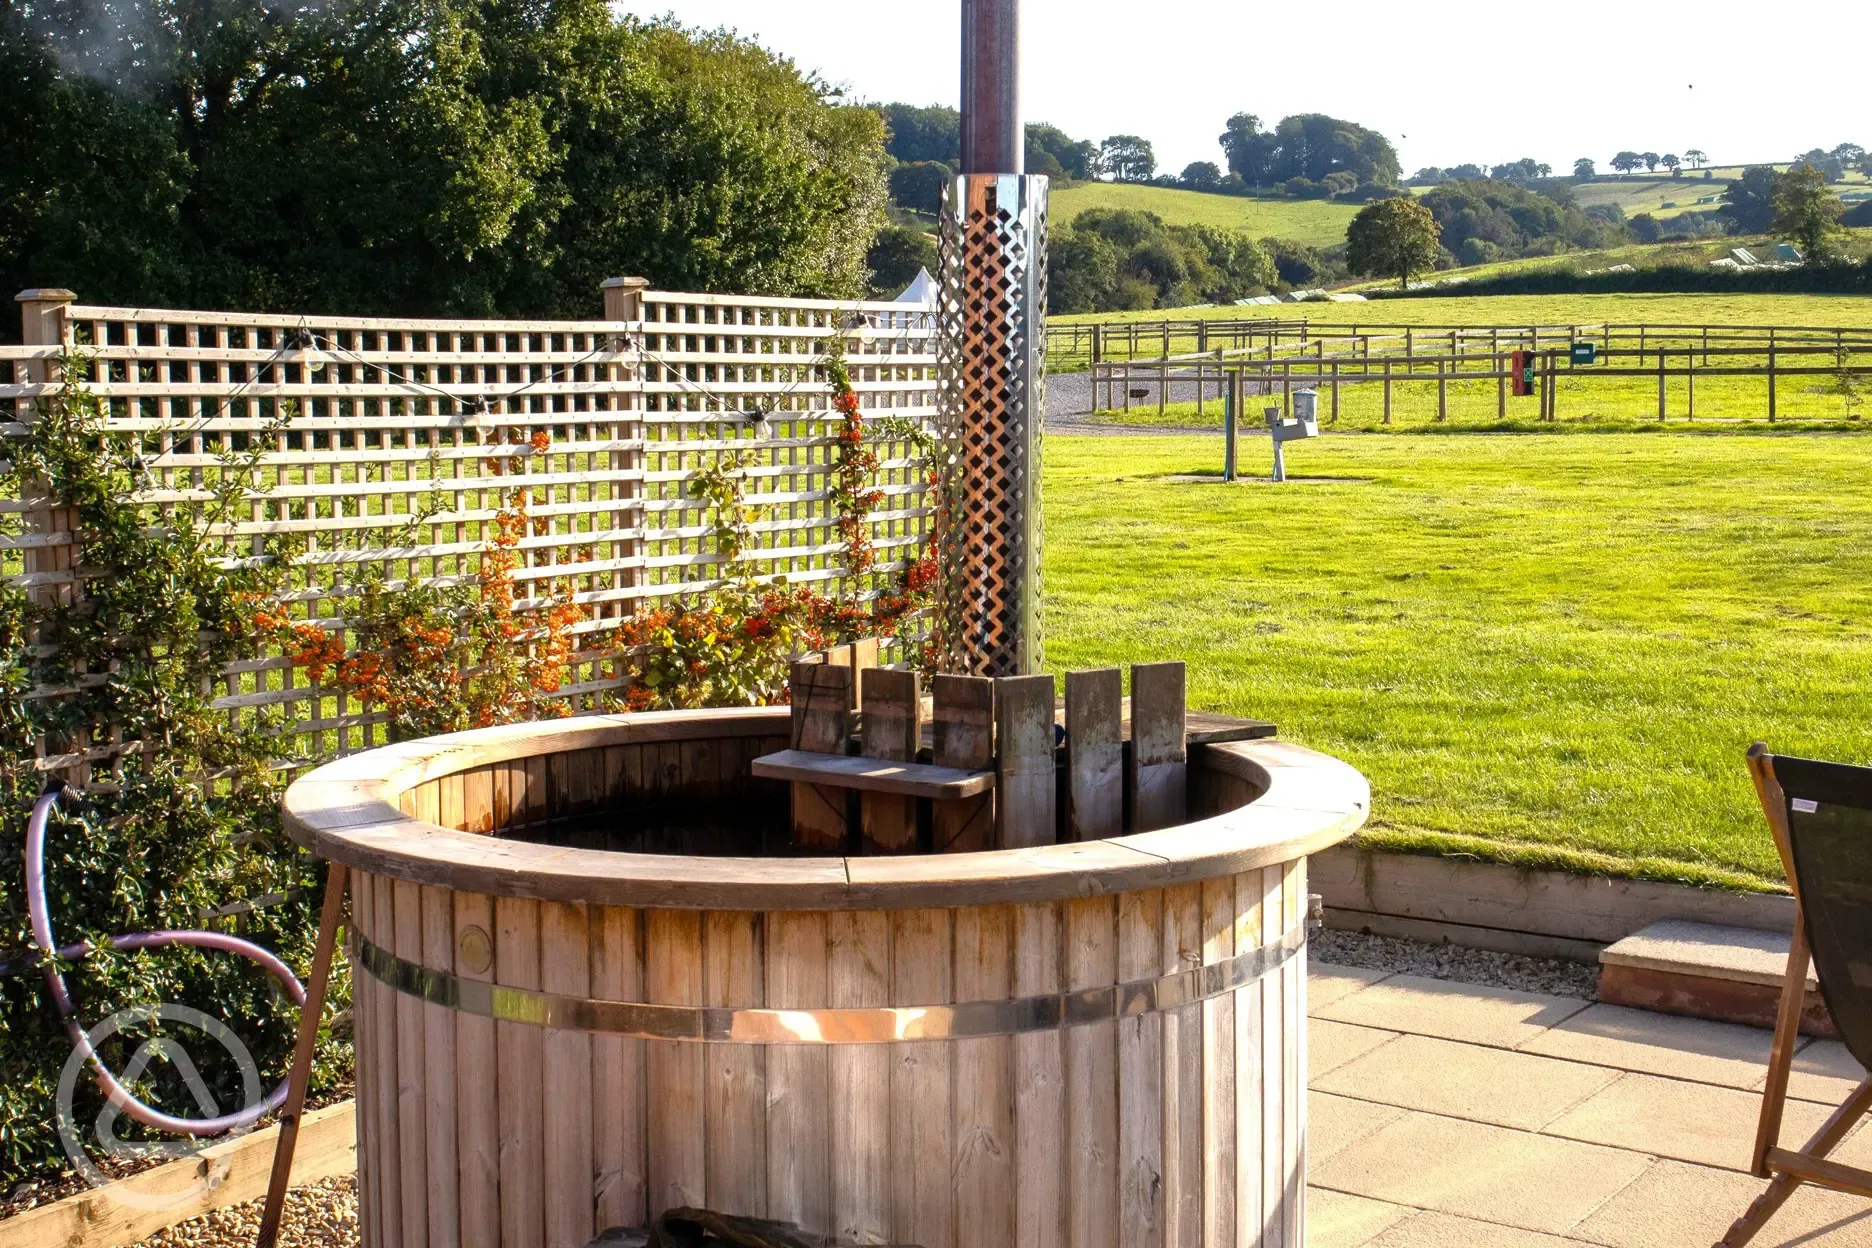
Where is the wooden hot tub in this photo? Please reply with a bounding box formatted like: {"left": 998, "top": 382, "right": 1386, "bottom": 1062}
{"left": 283, "top": 704, "right": 1368, "bottom": 1248}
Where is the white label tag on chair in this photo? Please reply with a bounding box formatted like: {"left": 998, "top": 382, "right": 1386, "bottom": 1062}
{"left": 1793, "top": 799, "right": 1819, "bottom": 814}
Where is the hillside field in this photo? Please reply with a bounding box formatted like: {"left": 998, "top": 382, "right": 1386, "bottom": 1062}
{"left": 1564, "top": 167, "right": 1872, "bottom": 220}
{"left": 1045, "top": 433, "right": 1872, "bottom": 889}
{"left": 1050, "top": 182, "right": 1359, "bottom": 248}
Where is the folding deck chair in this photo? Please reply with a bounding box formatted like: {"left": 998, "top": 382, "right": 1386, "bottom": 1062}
{"left": 1723, "top": 744, "right": 1872, "bottom": 1245}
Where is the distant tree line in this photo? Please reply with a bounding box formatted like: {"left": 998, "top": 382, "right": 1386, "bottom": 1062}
{"left": 1, "top": 1, "right": 891, "bottom": 326}
{"left": 1048, "top": 209, "right": 1277, "bottom": 314}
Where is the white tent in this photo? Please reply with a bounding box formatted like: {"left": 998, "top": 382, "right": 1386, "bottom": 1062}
{"left": 894, "top": 267, "right": 936, "bottom": 305}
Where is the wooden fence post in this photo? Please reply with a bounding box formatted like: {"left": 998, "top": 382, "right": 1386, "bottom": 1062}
{"left": 600, "top": 278, "right": 649, "bottom": 651}
{"left": 1658, "top": 351, "right": 1667, "bottom": 422}
{"left": 1382, "top": 359, "right": 1392, "bottom": 424}
{"left": 1768, "top": 330, "right": 1778, "bottom": 422}
{"left": 15, "top": 290, "right": 85, "bottom": 782}
{"left": 1330, "top": 361, "right": 1340, "bottom": 423}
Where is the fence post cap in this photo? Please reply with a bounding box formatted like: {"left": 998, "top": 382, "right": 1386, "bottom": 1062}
{"left": 600, "top": 277, "right": 649, "bottom": 291}
{"left": 15, "top": 288, "right": 76, "bottom": 304}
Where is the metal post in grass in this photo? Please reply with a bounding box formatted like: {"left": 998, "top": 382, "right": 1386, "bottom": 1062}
{"left": 1224, "top": 371, "right": 1239, "bottom": 482}
{"left": 935, "top": 0, "right": 1046, "bottom": 676}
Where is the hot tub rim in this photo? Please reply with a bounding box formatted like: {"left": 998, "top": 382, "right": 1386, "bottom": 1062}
{"left": 282, "top": 706, "right": 1370, "bottom": 911}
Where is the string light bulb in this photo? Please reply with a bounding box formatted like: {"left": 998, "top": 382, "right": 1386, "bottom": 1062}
{"left": 287, "top": 328, "right": 329, "bottom": 375}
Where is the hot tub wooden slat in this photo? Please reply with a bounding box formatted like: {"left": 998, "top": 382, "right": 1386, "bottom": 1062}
{"left": 495, "top": 896, "right": 545, "bottom": 1248}
{"left": 952, "top": 905, "right": 1015, "bottom": 1248}
{"left": 452, "top": 889, "right": 501, "bottom": 1248}
{"left": 1012, "top": 900, "right": 1066, "bottom": 1248}
{"left": 419, "top": 885, "right": 460, "bottom": 1248}
{"left": 1163, "top": 882, "right": 1204, "bottom": 1248}
{"left": 890, "top": 907, "right": 955, "bottom": 1248}
{"left": 765, "top": 911, "right": 830, "bottom": 1231}
{"left": 542, "top": 901, "right": 595, "bottom": 1248}
{"left": 1281, "top": 862, "right": 1307, "bottom": 1247}
{"left": 1257, "top": 864, "right": 1285, "bottom": 1248}
{"left": 589, "top": 905, "right": 647, "bottom": 1233}
{"left": 370, "top": 873, "right": 404, "bottom": 1248}
{"left": 1066, "top": 894, "right": 1120, "bottom": 1248}
{"left": 645, "top": 908, "right": 704, "bottom": 1218}
{"left": 828, "top": 910, "right": 891, "bottom": 1244}
{"left": 1234, "top": 869, "right": 1266, "bottom": 1248}
{"left": 1131, "top": 663, "right": 1189, "bottom": 835}
{"left": 349, "top": 872, "right": 378, "bottom": 1248}
{"left": 1117, "top": 888, "right": 1164, "bottom": 1248}
{"left": 463, "top": 767, "right": 494, "bottom": 835}
{"left": 392, "top": 881, "right": 430, "bottom": 1248}
{"left": 703, "top": 911, "right": 767, "bottom": 1219}
{"left": 1202, "top": 875, "right": 1237, "bottom": 1248}
{"left": 1066, "top": 669, "right": 1124, "bottom": 843}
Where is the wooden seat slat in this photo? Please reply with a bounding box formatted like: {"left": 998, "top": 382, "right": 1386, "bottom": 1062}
{"left": 752, "top": 749, "right": 995, "bottom": 800}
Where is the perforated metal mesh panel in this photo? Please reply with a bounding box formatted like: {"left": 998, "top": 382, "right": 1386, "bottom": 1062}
{"left": 934, "top": 173, "right": 1048, "bottom": 677}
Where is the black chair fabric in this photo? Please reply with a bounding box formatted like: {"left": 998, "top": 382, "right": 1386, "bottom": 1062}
{"left": 1775, "top": 753, "right": 1872, "bottom": 1071}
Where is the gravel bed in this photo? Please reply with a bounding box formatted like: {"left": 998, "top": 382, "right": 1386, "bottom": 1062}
{"left": 135, "top": 1175, "right": 358, "bottom": 1248}
{"left": 1314, "top": 927, "right": 1601, "bottom": 999}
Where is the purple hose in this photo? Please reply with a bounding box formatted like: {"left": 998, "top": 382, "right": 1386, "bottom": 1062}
{"left": 25, "top": 790, "right": 307, "bottom": 1137}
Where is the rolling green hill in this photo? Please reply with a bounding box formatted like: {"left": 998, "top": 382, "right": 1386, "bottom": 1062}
{"left": 1565, "top": 168, "right": 1871, "bottom": 219}
{"left": 1049, "top": 182, "right": 1360, "bottom": 248}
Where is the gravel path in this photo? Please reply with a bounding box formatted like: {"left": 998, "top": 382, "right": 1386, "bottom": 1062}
{"left": 1045, "top": 369, "right": 1214, "bottom": 436}
{"left": 1314, "top": 928, "right": 1601, "bottom": 999}
{"left": 135, "top": 1176, "right": 358, "bottom": 1248}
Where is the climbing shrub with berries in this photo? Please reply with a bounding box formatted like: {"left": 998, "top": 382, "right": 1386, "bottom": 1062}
{"left": 255, "top": 430, "right": 590, "bottom": 740}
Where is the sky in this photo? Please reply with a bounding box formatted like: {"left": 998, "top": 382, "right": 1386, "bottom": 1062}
{"left": 615, "top": 1, "right": 1862, "bottom": 177}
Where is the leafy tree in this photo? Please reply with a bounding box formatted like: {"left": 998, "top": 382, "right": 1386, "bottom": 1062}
{"left": 889, "top": 162, "right": 951, "bottom": 215}
{"left": 1611, "top": 152, "right": 1643, "bottom": 174}
{"left": 1180, "top": 161, "right": 1223, "bottom": 191}
{"left": 1640, "top": 152, "right": 1661, "bottom": 172}
{"left": 1630, "top": 213, "right": 1662, "bottom": 243}
{"left": 1771, "top": 165, "right": 1845, "bottom": 258}
{"left": 865, "top": 225, "right": 936, "bottom": 297}
{"left": 1219, "top": 111, "right": 1399, "bottom": 187}
{"left": 1831, "top": 143, "right": 1866, "bottom": 167}
{"left": 877, "top": 103, "right": 959, "bottom": 165}
{"left": 1418, "top": 178, "right": 1621, "bottom": 259}
{"left": 1684, "top": 149, "right": 1708, "bottom": 168}
{"left": 1100, "top": 135, "right": 1156, "bottom": 182}
{"left": 1718, "top": 166, "right": 1779, "bottom": 233}
{"left": 1794, "top": 148, "right": 1846, "bottom": 183}
{"left": 1411, "top": 167, "right": 1446, "bottom": 185}
{"left": 1027, "top": 123, "right": 1099, "bottom": 180}
{"left": 1049, "top": 208, "right": 1272, "bottom": 312}
{"left": 1574, "top": 158, "right": 1597, "bottom": 179}
{"left": 1662, "top": 154, "right": 1681, "bottom": 175}
{"left": 1345, "top": 196, "right": 1441, "bottom": 290}
{"left": 1491, "top": 158, "right": 1550, "bottom": 183}
{"left": 2, "top": 3, "right": 890, "bottom": 321}
{"left": 1446, "top": 163, "right": 1485, "bottom": 181}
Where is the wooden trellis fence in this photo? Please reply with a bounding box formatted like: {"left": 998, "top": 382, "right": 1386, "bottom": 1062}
{"left": 0, "top": 281, "right": 938, "bottom": 763}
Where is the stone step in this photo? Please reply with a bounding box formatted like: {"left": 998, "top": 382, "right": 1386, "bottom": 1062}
{"left": 1597, "top": 919, "right": 1834, "bottom": 1036}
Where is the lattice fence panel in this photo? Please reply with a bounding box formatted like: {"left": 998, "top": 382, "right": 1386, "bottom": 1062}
{"left": 0, "top": 288, "right": 937, "bottom": 765}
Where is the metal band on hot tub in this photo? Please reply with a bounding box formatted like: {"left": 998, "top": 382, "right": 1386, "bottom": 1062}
{"left": 350, "top": 922, "right": 1307, "bottom": 1044}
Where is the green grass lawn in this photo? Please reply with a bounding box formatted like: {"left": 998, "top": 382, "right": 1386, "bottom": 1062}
{"left": 1050, "top": 182, "right": 1360, "bottom": 248}
{"left": 1045, "top": 432, "right": 1872, "bottom": 890}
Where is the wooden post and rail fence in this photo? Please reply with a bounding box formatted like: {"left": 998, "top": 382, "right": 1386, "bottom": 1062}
{"left": 1078, "top": 322, "right": 1872, "bottom": 424}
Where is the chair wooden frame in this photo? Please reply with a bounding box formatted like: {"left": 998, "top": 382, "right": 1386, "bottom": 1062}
{"left": 1723, "top": 743, "right": 1872, "bottom": 1246}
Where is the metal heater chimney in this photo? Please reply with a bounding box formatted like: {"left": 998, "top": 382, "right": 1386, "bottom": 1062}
{"left": 933, "top": 0, "right": 1047, "bottom": 678}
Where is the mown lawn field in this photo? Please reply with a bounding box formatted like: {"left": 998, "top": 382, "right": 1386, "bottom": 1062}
{"left": 1044, "top": 432, "right": 1872, "bottom": 889}
{"left": 1050, "top": 182, "right": 1359, "bottom": 248}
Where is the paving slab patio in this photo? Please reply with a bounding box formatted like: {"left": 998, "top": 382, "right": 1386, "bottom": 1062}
{"left": 1306, "top": 959, "right": 1872, "bottom": 1247}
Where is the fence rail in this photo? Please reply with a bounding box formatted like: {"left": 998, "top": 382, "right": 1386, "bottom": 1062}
{"left": 1087, "top": 321, "right": 1872, "bottom": 424}
{"left": 0, "top": 282, "right": 939, "bottom": 761}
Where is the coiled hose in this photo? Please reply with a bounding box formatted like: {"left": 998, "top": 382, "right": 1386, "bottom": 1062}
{"left": 24, "top": 788, "right": 306, "bottom": 1136}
